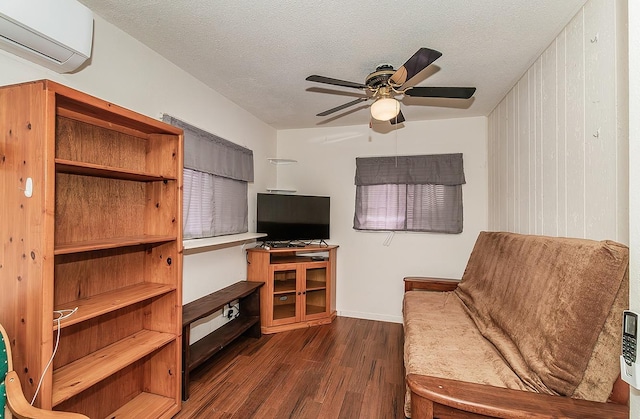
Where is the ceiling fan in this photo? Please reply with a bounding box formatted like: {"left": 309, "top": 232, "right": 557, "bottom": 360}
{"left": 306, "top": 47, "right": 476, "bottom": 124}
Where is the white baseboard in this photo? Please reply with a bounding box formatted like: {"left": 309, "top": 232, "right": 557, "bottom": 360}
{"left": 337, "top": 310, "right": 403, "bottom": 324}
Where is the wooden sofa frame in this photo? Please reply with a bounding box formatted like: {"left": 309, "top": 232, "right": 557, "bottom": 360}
{"left": 404, "top": 277, "right": 629, "bottom": 419}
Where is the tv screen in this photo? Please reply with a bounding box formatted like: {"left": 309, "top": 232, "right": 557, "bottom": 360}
{"left": 257, "top": 193, "right": 330, "bottom": 242}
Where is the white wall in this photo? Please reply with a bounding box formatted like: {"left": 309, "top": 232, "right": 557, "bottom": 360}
{"left": 489, "top": 0, "right": 638, "bottom": 410}
{"left": 0, "top": 16, "right": 277, "bottom": 342}
{"left": 487, "top": 0, "right": 628, "bottom": 243}
{"left": 628, "top": 0, "right": 639, "bottom": 414}
{"left": 276, "top": 117, "right": 488, "bottom": 322}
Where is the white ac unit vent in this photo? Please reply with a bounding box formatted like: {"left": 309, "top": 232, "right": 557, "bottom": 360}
{"left": 0, "top": 0, "right": 93, "bottom": 73}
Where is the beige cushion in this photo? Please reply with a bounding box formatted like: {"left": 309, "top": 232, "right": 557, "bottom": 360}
{"left": 455, "top": 232, "right": 628, "bottom": 399}
{"left": 403, "top": 290, "right": 526, "bottom": 417}
{"left": 573, "top": 267, "right": 628, "bottom": 401}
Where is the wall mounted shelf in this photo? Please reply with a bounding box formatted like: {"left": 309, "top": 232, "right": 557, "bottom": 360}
{"left": 267, "top": 158, "right": 297, "bottom": 165}
{"left": 266, "top": 188, "right": 297, "bottom": 194}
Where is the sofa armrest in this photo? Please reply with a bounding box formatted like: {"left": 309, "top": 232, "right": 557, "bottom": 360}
{"left": 404, "top": 277, "right": 460, "bottom": 292}
{"left": 406, "top": 374, "right": 628, "bottom": 419}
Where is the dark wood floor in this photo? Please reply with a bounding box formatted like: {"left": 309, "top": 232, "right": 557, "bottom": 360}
{"left": 174, "top": 317, "right": 405, "bottom": 419}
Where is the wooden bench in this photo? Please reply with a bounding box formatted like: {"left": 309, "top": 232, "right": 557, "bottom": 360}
{"left": 181, "top": 281, "right": 264, "bottom": 401}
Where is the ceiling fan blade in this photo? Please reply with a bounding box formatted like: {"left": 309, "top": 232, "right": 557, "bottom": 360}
{"left": 306, "top": 75, "right": 367, "bottom": 90}
{"left": 389, "top": 48, "right": 442, "bottom": 86}
{"left": 405, "top": 86, "right": 476, "bottom": 99}
{"left": 390, "top": 110, "right": 405, "bottom": 125}
{"left": 317, "top": 97, "right": 368, "bottom": 116}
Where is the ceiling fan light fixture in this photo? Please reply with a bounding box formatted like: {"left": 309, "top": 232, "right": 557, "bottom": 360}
{"left": 370, "top": 97, "right": 400, "bottom": 121}
{"left": 308, "top": 48, "right": 476, "bottom": 123}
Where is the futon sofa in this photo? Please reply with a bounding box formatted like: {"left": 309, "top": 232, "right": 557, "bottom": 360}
{"left": 402, "top": 231, "right": 629, "bottom": 418}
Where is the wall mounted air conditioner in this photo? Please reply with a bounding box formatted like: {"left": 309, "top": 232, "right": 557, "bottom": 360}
{"left": 0, "top": 0, "right": 93, "bottom": 73}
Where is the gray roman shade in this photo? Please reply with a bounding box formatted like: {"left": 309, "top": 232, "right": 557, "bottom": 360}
{"left": 353, "top": 153, "right": 465, "bottom": 234}
{"left": 162, "top": 114, "right": 252, "bottom": 239}
{"left": 162, "top": 114, "right": 254, "bottom": 182}
{"left": 355, "top": 153, "right": 465, "bottom": 186}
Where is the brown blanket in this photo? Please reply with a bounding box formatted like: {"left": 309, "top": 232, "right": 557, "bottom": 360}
{"left": 455, "top": 232, "right": 628, "bottom": 397}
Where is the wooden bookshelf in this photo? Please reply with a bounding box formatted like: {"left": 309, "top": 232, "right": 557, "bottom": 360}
{"left": 0, "top": 80, "right": 183, "bottom": 418}
{"left": 54, "top": 283, "right": 176, "bottom": 329}
{"left": 105, "top": 392, "right": 176, "bottom": 419}
{"left": 52, "top": 330, "right": 175, "bottom": 406}
{"left": 54, "top": 235, "right": 177, "bottom": 255}
{"left": 55, "top": 158, "right": 176, "bottom": 182}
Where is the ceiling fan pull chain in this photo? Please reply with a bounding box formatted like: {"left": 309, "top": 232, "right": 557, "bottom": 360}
{"left": 395, "top": 118, "right": 399, "bottom": 160}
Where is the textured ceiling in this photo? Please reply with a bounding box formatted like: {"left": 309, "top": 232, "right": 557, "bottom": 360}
{"left": 78, "top": 0, "right": 587, "bottom": 130}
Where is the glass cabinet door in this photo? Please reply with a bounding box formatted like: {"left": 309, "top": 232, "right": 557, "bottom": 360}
{"left": 272, "top": 267, "right": 298, "bottom": 324}
{"left": 304, "top": 265, "right": 327, "bottom": 318}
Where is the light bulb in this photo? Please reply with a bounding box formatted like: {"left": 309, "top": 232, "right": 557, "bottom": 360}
{"left": 370, "top": 97, "right": 400, "bottom": 121}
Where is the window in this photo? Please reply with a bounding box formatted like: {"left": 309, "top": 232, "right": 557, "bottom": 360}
{"left": 353, "top": 153, "right": 465, "bottom": 234}
{"left": 163, "top": 115, "right": 254, "bottom": 239}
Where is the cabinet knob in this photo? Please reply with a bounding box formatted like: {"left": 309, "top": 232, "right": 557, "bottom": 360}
{"left": 297, "top": 292, "right": 301, "bottom": 295}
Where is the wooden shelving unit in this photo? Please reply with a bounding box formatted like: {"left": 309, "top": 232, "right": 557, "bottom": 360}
{"left": 181, "top": 281, "right": 263, "bottom": 401}
{"left": 107, "top": 393, "right": 177, "bottom": 419}
{"left": 247, "top": 246, "right": 338, "bottom": 334}
{"left": 54, "top": 235, "right": 177, "bottom": 255}
{"left": 55, "top": 158, "right": 176, "bottom": 181}
{"left": 54, "top": 283, "right": 176, "bottom": 329}
{"left": 0, "top": 80, "right": 183, "bottom": 418}
{"left": 52, "top": 330, "right": 175, "bottom": 405}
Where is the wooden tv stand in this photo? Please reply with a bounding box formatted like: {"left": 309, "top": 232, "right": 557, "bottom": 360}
{"left": 246, "top": 245, "right": 337, "bottom": 334}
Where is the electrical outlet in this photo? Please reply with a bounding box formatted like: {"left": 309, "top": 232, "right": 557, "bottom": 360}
{"left": 223, "top": 304, "right": 237, "bottom": 319}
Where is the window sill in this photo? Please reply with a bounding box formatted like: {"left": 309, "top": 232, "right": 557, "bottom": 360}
{"left": 267, "top": 158, "right": 297, "bottom": 165}
{"left": 266, "top": 188, "right": 296, "bottom": 193}
{"left": 183, "top": 232, "right": 266, "bottom": 254}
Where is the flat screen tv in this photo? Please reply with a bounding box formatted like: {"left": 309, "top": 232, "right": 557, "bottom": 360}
{"left": 257, "top": 193, "right": 330, "bottom": 242}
